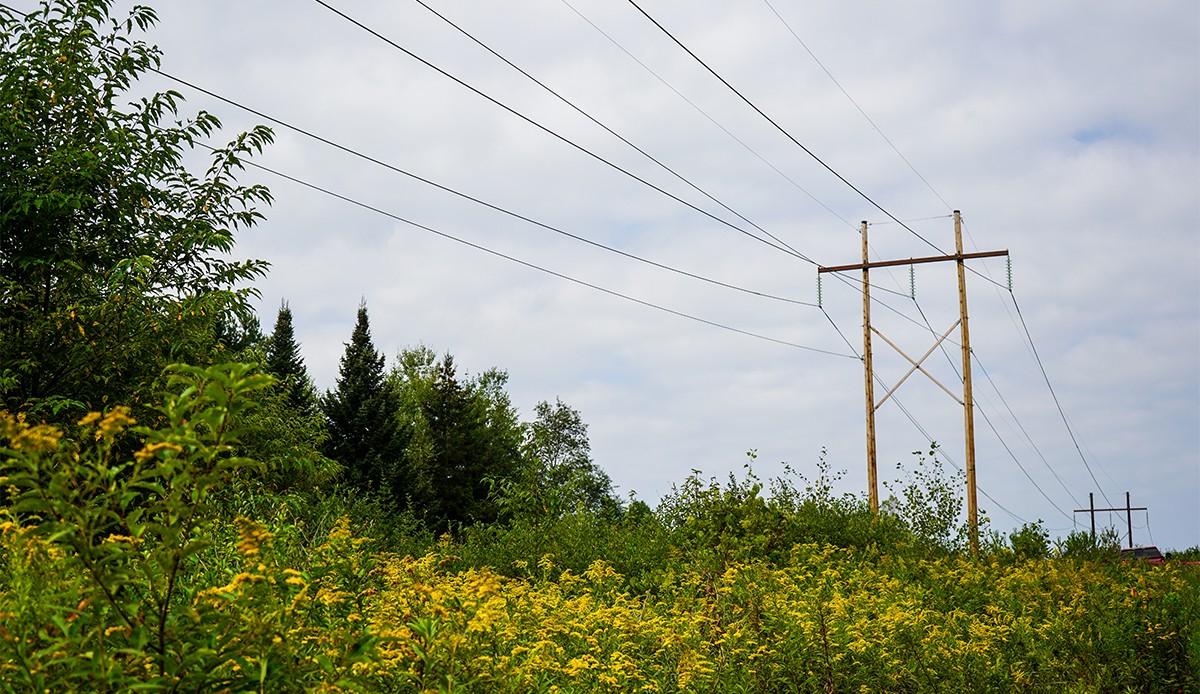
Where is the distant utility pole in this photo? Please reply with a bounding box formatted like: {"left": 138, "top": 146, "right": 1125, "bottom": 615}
{"left": 818, "top": 211, "right": 1008, "bottom": 555}
{"left": 1074, "top": 492, "right": 1148, "bottom": 548}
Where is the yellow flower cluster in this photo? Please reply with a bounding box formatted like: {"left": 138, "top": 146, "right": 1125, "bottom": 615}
{"left": 234, "top": 516, "right": 274, "bottom": 559}
{"left": 78, "top": 407, "right": 135, "bottom": 441}
{"left": 0, "top": 411, "right": 61, "bottom": 454}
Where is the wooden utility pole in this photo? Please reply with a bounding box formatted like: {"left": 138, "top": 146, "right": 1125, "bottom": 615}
{"left": 818, "top": 211, "right": 1008, "bottom": 554}
{"left": 954, "top": 212, "right": 979, "bottom": 553}
{"left": 861, "top": 221, "right": 878, "bottom": 514}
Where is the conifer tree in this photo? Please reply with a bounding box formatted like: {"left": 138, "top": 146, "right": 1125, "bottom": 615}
{"left": 322, "top": 302, "right": 401, "bottom": 491}
{"left": 414, "top": 355, "right": 523, "bottom": 529}
{"left": 265, "top": 300, "right": 315, "bottom": 415}
{"left": 421, "top": 355, "right": 488, "bottom": 528}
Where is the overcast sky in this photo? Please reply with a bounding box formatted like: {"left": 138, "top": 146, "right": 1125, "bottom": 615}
{"left": 28, "top": 1, "right": 1200, "bottom": 548}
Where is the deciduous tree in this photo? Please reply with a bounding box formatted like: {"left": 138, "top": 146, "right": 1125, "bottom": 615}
{"left": 522, "top": 398, "right": 620, "bottom": 517}
{"left": 0, "top": 0, "right": 273, "bottom": 417}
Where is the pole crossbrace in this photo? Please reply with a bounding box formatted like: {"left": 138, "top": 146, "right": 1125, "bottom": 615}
{"left": 872, "top": 321, "right": 963, "bottom": 409}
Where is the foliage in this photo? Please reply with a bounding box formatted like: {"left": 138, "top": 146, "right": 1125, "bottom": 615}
{"left": 359, "top": 542, "right": 1200, "bottom": 693}
{"left": 1168, "top": 546, "right": 1200, "bottom": 562}
{"left": 389, "top": 346, "right": 525, "bottom": 532}
{"left": 1056, "top": 527, "right": 1122, "bottom": 561}
{"left": 881, "top": 444, "right": 987, "bottom": 553}
{"left": 235, "top": 377, "right": 339, "bottom": 495}
{"left": 2, "top": 392, "right": 1197, "bottom": 690}
{"left": 1009, "top": 520, "right": 1052, "bottom": 561}
{"left": 657, "top": 452, "right": 910, "bottom": 575}
{"left": 0, "top": 0, "right": 272, "bottom": 418}
{"left": 518, "top": 398, "right": 621, "bottom": 518}
{"left": 0, "top": 362, "right": 382, "bottom": 690}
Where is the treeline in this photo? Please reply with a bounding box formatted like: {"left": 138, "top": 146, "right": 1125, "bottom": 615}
{"left": 238, "top": 299, "right": 622, "bottom": 533}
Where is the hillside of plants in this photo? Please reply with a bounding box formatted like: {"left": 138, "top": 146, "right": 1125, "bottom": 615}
{"left": 2, "top": 1, "right": 1197, "bottom": 691}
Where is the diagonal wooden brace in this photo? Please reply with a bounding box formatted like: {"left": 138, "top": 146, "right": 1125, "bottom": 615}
{"left": 872, "top": 321, "right": 963, "bottom": 409}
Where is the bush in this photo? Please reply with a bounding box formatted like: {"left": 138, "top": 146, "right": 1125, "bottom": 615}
{"left": 0, "top": 363, "right": 379, "bottom": 690}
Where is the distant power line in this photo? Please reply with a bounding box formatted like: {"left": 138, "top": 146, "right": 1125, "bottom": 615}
{"left": 409, "top": 0, "right": 813, "bottom": 262}
{"left": 760, "top": 0, "right": 954, "bottom": 212}
{"left": 557, "top": 0, "right": 858, "bottom": 232}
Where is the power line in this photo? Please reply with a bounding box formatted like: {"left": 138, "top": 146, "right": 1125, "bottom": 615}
{"left": 311, "top": 0, "right": 805, "bottom": 260}
{"left": 972, "top": 394, "right": 1074, "bottom": 522}
{"left": 625, "top": 0, "right": 946, "bottom": 255}
{"left": 973, "top": 354, "right": 1083, "bottom": 507}
{"left": 885, "top": 383, "right": 1028, "bottom": 525}
{"left": 222, "top": 148, "right": 859, "bottom": 360}
{"left": 820, "top": 304, "right": 1028, "bottom": 526}
{"left": 761, "top": 0, "right": 954, "bottom": 212}
{"left": 1009, "top": 290, "right": 1116, "bottom": 507}
{"left": 142, "top": 68, "right": 819, "bottom": 308}
{"left": 410, "top": 0, "right": 812, "bottom": 263}
{"left": 897, "top": 279, "right": 1078, "bottom": 523}
{"left": 557, "top": 0, "right": 858, "bottom": 233}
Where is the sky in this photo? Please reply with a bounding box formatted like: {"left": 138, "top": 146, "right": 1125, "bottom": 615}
{"left": 22, "top": 1, "right": 1200, "bottom": 548}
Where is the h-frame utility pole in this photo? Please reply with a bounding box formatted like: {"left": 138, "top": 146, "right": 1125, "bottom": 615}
{"left": 818, "top": 211, "right": 1008, "bottom": 554}
{"left": 1074, "top": 492, "right": 1148, "bottom": 548}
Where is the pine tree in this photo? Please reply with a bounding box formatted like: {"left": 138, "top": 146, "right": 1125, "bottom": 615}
{"left": 265, "top": 300, "right": 315, "bottom": 415}
{"left": 322, "top": 302, "right": 401, "bottom": 491}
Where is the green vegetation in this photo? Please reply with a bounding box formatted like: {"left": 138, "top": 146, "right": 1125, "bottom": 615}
{"left": 1, "top": 1, "right": 1197, "bottom": 691}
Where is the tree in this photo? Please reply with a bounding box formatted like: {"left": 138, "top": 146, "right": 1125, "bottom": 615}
{"left": 214, "top": 310, "right": 265, "bottom": 356}
{"left": 522, "top": 398, "right": 620, "bottom": 517}
{"left": 421, "top": 356, "right": 489, "bottom": 529}
{"left": 321, "top": 302, "right": 401, "bottom": 492}
{"left": 390, "top": 347, "right": 525, "bottom": 531}
{"left": 265, "top": 300, "right": 316, "bottom": 416}
{"left": 0, "top": 0, "right": 273, "bottom": 418}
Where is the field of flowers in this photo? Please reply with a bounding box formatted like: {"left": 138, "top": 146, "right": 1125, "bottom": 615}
{"left": 2, "top": 513, "right": 1196, "bottom": 692}
{"left": 363, "top": 544, "right": 1198, "bottom": 692}
{"left": 1, "top": 365, "right": 1198, "bottom": 691}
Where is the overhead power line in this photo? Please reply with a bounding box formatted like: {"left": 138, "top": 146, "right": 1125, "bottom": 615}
{"left": 974, "top": 354, "right": 1083, "bottom": 507}
{"left": 1010, "top": 291, "right": 1117, "bottom": 507}
{"left": 822, "top": 307, "right": 1028, "bottom": 526}
{"left": 625, "top": 0, "right": 946, "bottom": 255}
{"left": 311, "top": 0, "right": 805, "bottom": 260}
{"left": 410, "top": 0, "right": 811, "bottom": 262}
{"left": 973, "top": 396, "right": 1075, "bottom": 522}
{"left": 143, "top": 68, "right": 816, "bottom": 308}
{"left": 880, "top": 375, "right": 1028, "bottom": 526}
{"left": 760, "top": 0, "right": 954, "bottom": 212}
{"left": 221, "top": 149, "right": 858, "bottom": 360}
{"left": 558, "top": 0, "right": 858, "bottom": 232}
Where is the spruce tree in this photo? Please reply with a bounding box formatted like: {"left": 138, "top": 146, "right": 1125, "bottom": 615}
{"left": 265, "top": 300, "right": 315, "bottom": 415}
{"left": 417, "top": 355, "right": 524, "bottom": 529}
{"left": 322, "top": 302, "right": 401, "bottom": 492}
